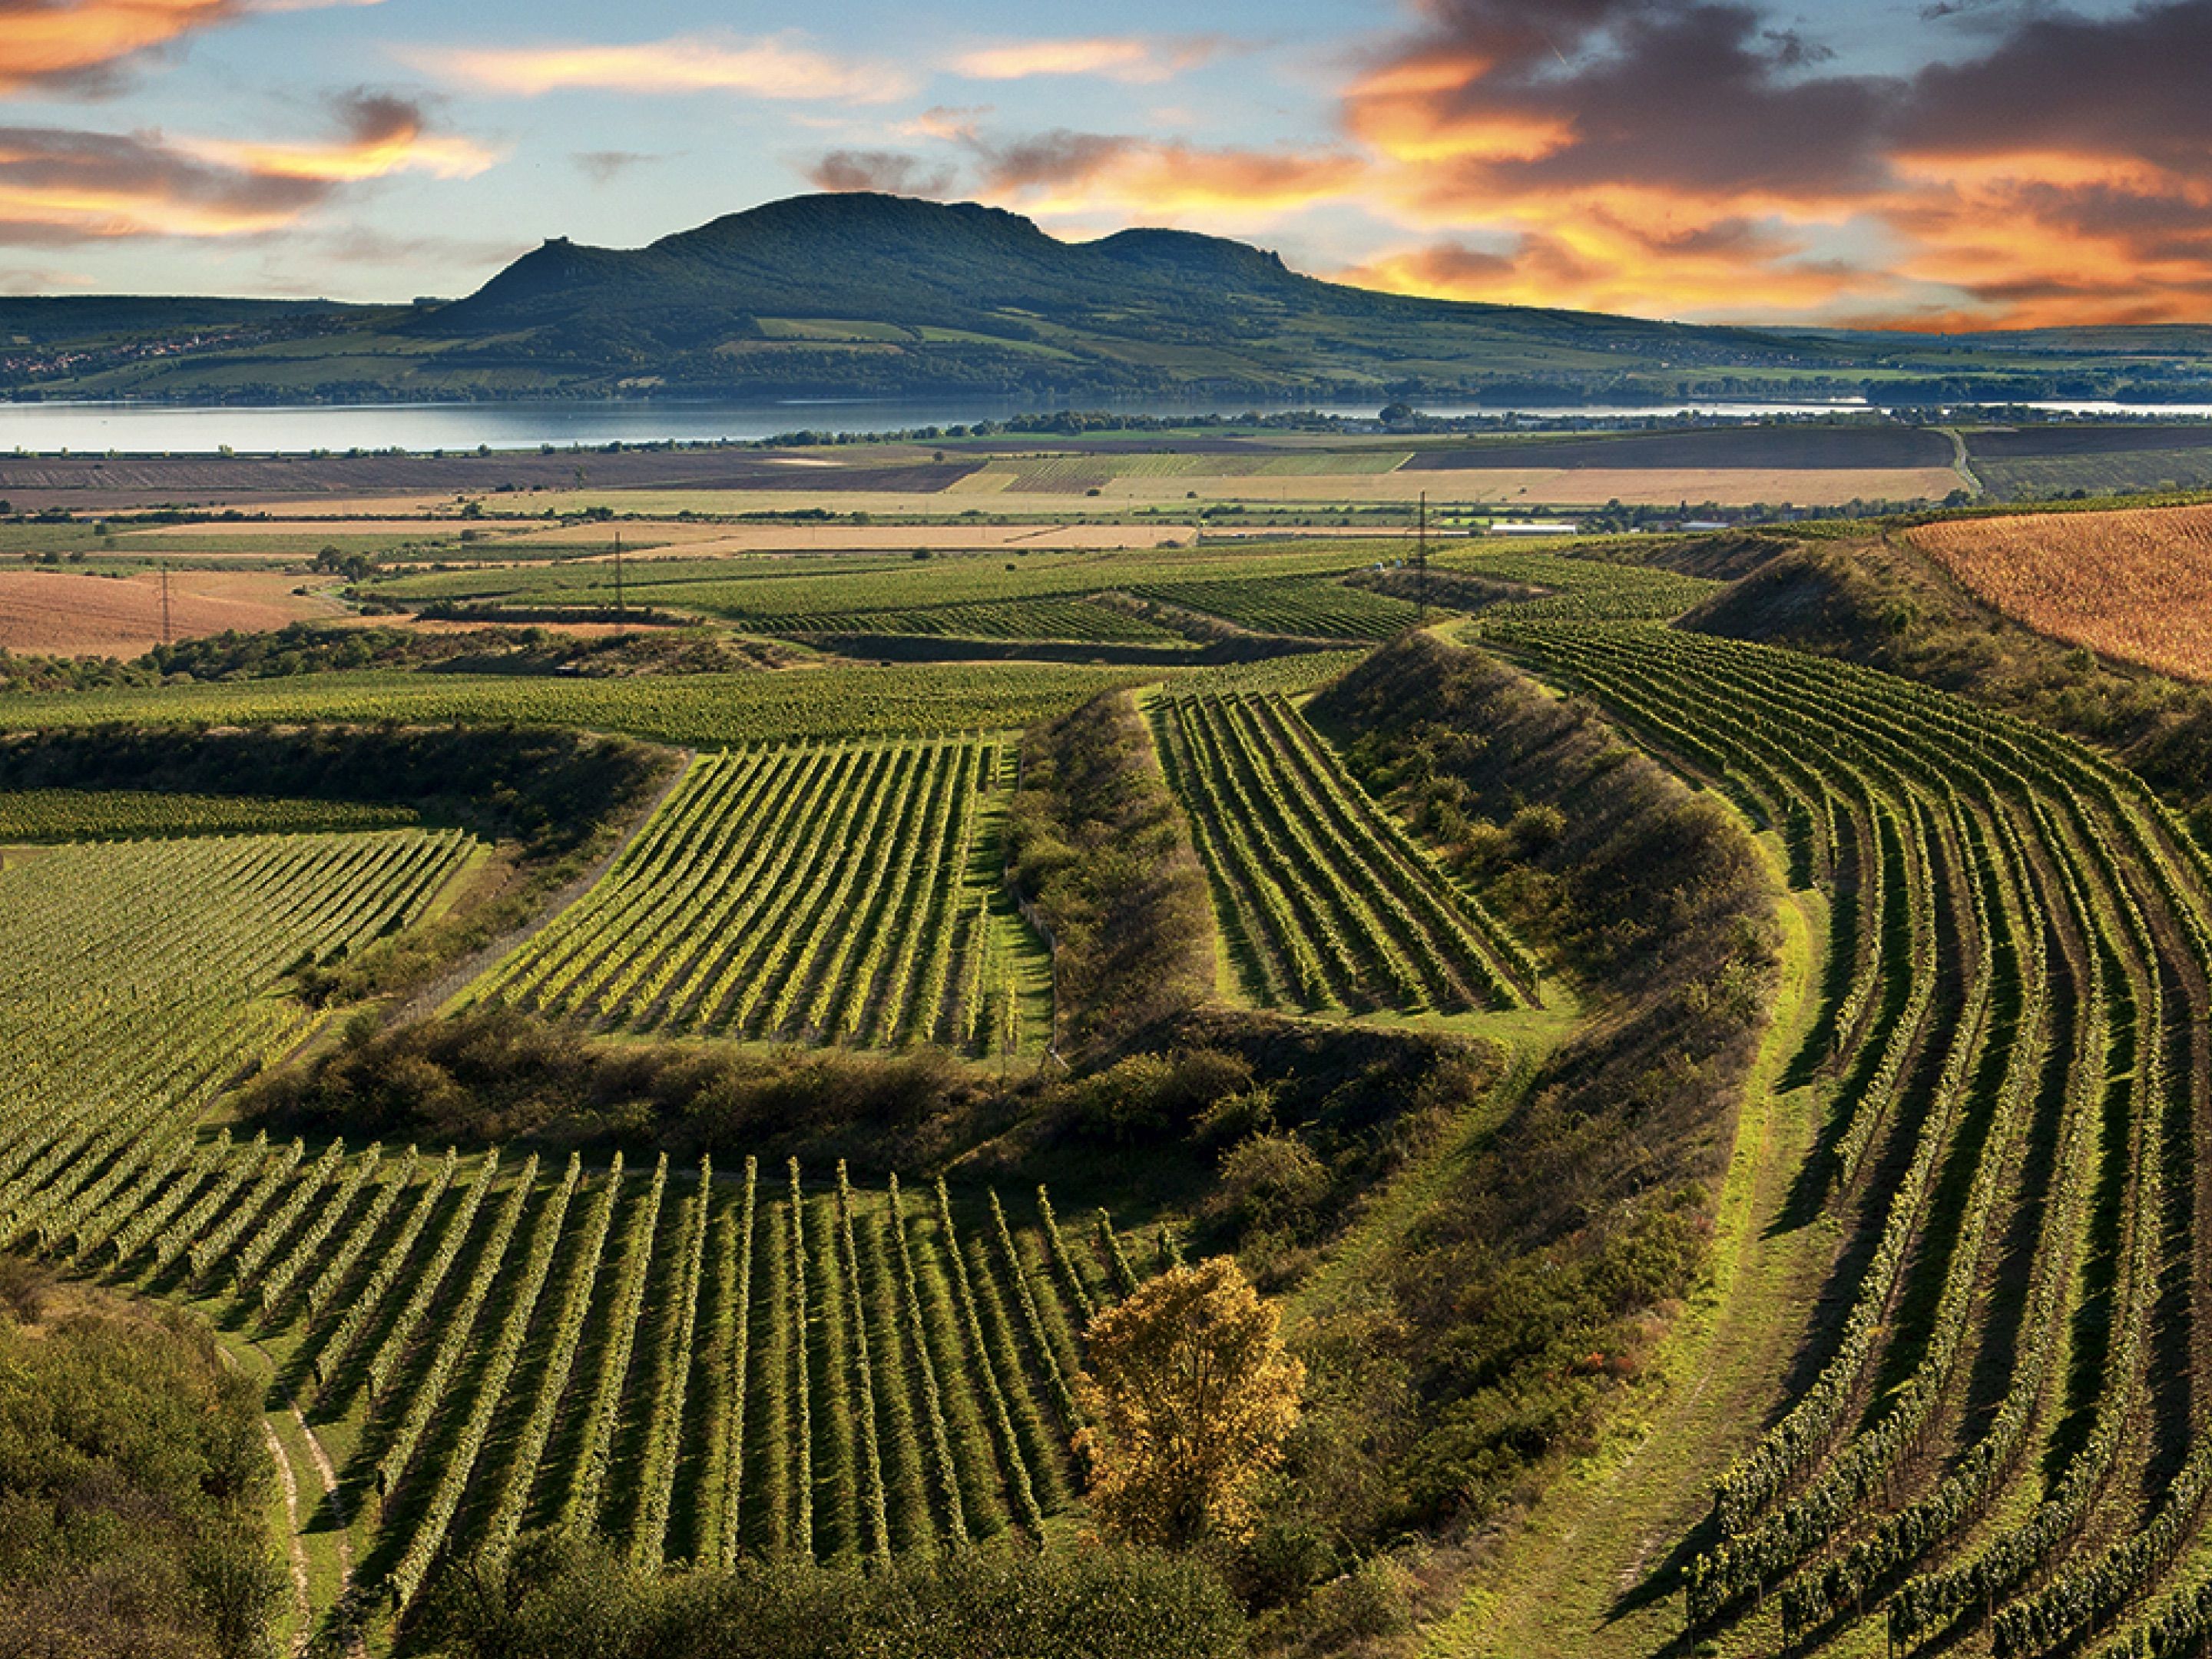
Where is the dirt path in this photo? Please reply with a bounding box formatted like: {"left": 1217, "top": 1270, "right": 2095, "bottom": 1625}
{"left": 220, "top": 1346, "right": 315, "bottom": 1651}
{"left": 397, "top": 747, "right": 695, "bottom": 1023}
{"left": 1422, "top": 870, "right": 1839, "bottom": 1658}
{"left": 260, "top": 1415, "right": 314, "bottom": 1646}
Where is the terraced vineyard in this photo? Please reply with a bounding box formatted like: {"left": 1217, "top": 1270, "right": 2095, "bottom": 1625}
{"left": 27, "top": 1128, "right": 1126, "bottom": 1604}
{"left": 0, "top": 828, "right": 472, "bottom": 1197}
{"left": 1493, "top": 620, "right": 2212, "bottom": 1658}
{"left": 1148, "top": 691, "right": 1537, "bottom": 1015}
{"left": 466, "top": 738, "right": 1041, "bottom": 1054}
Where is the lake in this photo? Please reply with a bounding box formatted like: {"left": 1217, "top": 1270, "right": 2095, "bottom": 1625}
{"left": 0, "top": 395, "right": 2200, "bottom": 457}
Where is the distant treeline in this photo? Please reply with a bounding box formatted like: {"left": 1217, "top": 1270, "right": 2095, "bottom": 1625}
{"left": 0, "top": 724, "right": 664, "bottom": 858}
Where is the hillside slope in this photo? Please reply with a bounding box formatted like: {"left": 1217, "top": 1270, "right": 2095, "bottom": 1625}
{"left": 15, "top": 193, "right": 2212, "bottom": 404}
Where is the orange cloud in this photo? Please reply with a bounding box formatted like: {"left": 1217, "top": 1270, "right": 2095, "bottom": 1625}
{"left": 952, "top": 35, "right": 1228, "bottom": 84}
{"left": 0, "top": 0, "right": 379, "bottom": 91}
{"left": 972, "top": 132, "right": 1362, "bottom": 220}
{"left": 1345, "top": 210, "right": 1871, "bottom": 324}
{"left": 0, "top": 0, "right": 232, "bottom": 89}
{"left": 0, "top": 95, "right": 485, "bottom": 243}
{"left": 1329, "top": 0, "right": 2212, "bottom": 328}
{"left": 180, "top": 91, "right": 495, "bottom": 182}
{"left": 419, "top": 31, "right": 909, "bottom": 102}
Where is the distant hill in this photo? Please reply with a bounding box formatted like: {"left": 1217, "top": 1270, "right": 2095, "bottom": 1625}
{"left": 7, "top": 193, "right": 2212, "bottom": 404}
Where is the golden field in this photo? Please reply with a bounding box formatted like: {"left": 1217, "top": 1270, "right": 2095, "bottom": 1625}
{"left": 1909, "top": 502, "right": 2212, "bottom": 680}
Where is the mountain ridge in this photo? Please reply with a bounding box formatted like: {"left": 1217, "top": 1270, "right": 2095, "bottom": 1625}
{"left": 7, "top": 193, "right": 2212, "bottom": 403}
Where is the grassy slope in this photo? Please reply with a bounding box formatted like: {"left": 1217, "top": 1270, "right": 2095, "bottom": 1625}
{"left": 1425, "top": 850, "right": 1830, "bottom": 1658}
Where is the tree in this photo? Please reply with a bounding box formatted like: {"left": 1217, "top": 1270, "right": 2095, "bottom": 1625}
{"left": 1075, "top": 1256, "right": 1303, "bottom": 1548}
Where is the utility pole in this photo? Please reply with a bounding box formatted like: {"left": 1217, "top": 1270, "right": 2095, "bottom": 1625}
{"left": 1415, "top": 491, "right": 1430, "bottom": 624}
{"left": 160, "top": 561, "right": 172, "bottom": 647}
{"left": 613, "top": 531, "right": 625, "bottom": 617}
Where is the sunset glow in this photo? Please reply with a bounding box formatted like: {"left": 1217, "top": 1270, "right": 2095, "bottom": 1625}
{"left": 0, "top": 0, "right": 2206, "bottom": 327}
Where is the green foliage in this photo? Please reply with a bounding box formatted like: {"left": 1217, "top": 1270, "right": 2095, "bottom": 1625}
{"left": 1006, "top": 690, "right": 1215, "bottom": 1055}
{"left": 0, "top": 1270, "right": 286, "bottom": 1658}
{"left": 247, "top": 1006, "right": 982, "bottom": 1170}
{"left": 424, "top": 1531, "right": 1246, "bottom": 1659}
{"left": 1303, "top": 634, "right": 1780, "bottom": 1532}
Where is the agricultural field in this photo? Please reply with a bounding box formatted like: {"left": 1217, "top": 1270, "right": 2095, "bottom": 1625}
{"left": 1962, "top": 424, "right": 2212, "bottom": 499}
{"left": 468, "top": 738, "right": 1045, "bottom": 1055}
{"left": 1457, "top": 617, "right": 2212, "bottom": 1658}
{"left": 1150, "top": 691, "right": 1536, "bottom": 1015}
{"left": 18, "top": 472, "right": 2212, "bottom": 1659}
{"left": 0, "top": 567, "right": 341, "bottom": 654}
{"left": 0, "top": 828, "right": 471, "bottom": 1146}
{"left": 1909, "top": 502, "right": 2212, "bottom": 680}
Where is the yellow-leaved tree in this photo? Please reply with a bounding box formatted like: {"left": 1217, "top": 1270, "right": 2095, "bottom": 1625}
{"left": 1074, "top": 1255, "right": 1304, "bottom": 1548}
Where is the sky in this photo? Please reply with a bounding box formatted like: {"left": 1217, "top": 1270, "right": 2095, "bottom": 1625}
{"left": 0, "top": 0, "right": 2206, "bottom": 329}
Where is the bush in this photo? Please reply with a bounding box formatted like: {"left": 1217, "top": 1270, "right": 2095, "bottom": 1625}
{"left": 1006, "top": 691, "right": 1214, "bottom": 1055}
{"left": 0, "top": 1267, "right": 286, "bottom": 1658}
{"left": 426, "top": 1532, "right": 1247, "bottom": 1659}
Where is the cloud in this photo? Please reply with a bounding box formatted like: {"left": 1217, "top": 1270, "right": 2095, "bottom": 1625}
{"left": 1333, "top": 0, "right": 2212, "bottom": 326}
{"left": 572, "top": 149, "right": 653, "bottom": 184}
{"left": 0, "top": 93, "right": 487, "bottom": 244}
{"left": 807, "top": 149, "right": 956, "bottom": 197}
{"left": 175, "top": 90, "right": 495, "bottom": 183}
{"left": 987, "top": 137, "right": 1362, "bottom": 219}
{"left": 0, "top": 265, "right": 95, "bottom": 293}
{"left": 906, "top": 105, "right": 989, "bottom": 143}
{"left": 952, "top": 35, "right": 1231, "bottom": 84}
{"left": 0, "top": 0, "right": 235, "bottom": 91}
{"left": 417, "top": 30, "right": 911, "bottom": 102}
{"left": 0, "top": 0, "right": 382, "bottom": 92}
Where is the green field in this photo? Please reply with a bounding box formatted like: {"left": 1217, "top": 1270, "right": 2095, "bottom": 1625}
{"left": 17, "top": 489, "right": 2212, "bottom": 1659}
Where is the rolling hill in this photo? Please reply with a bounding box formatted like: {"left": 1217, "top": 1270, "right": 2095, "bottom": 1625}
{"left": 8, "top": 193, "right": 2212, "bottom": 403}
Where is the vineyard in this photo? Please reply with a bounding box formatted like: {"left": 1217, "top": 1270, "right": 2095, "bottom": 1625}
{"left": 1148, "top": 690, "right": 1537, "bottom": 1016}
{"left": 1488, "top": 618, "right": 2212, "bottom": 1657}
{"left": 465, "top": 737, "right": 1044, "bottom": 1055}
{"left": 366, "top": 541, "right": 1426, "bottom": 643}
{"left": 0, "top": 828, "right": 472, "bottom": 1170}
{"left": 1909, "top": 504, "right": 2212, "bottom": 681}
{"left": 0, "top": 788, "right": 419, "bottom": 843}
{"left": 30, "top": 1130, "right": 1129, "bottom": 1604}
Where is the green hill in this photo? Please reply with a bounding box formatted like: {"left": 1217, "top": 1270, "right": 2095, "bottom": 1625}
{"left": 8, "top": 193, "right": 2212, "bottom": 402}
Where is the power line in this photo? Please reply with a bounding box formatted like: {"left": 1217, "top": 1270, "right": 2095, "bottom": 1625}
{"left": 1415, "top": 492, "right": 1429, "bottom": 625}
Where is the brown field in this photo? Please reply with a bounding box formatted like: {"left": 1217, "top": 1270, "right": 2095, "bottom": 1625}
{"left": 0, "top": 569, "right": 340, "bottom": 656}
{"left": 1909, "top": 502, "right": 2212, "bottom": 681}
{"left": 114, "top": 518, "right": 500, "bottom": 538}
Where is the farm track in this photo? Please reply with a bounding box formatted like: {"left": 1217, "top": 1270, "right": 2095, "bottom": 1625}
{"left": 408, "top": 746, "right": 695, "bottom": 1024}
{"left": 1459, "top": 620, "right": 2212, "bottom": 1658}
